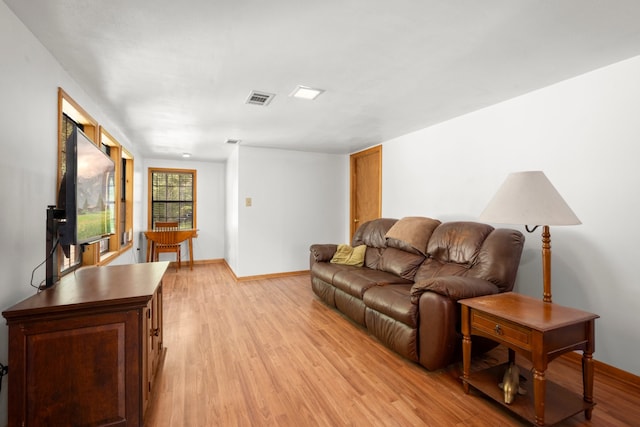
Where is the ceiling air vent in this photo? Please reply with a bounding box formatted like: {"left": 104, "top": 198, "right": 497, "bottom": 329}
{"left": 245, "top": 90, "right": 275, "bottom": 106}
{"left": 225, "top": 139, "right": 241, "bottom": 144}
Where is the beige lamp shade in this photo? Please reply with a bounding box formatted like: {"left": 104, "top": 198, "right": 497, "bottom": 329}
{"left": 479, "top": 171, "right": 581, "bottom": 226}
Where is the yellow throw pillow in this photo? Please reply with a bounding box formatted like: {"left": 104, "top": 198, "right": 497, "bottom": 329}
{"left": 330, "top": 244, "right": 366, "bottom": 267}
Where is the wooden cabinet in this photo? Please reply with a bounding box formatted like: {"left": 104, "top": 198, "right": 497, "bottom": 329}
{"left": 2, "top": 261, "right": 169, "bottom": 427}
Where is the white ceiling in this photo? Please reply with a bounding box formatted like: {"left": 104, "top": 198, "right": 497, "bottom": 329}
{"left": 6, "top": 0, "right": 640, "bottom": 161}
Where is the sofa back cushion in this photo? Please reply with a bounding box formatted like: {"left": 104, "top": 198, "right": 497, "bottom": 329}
{"left": 414, "top": 221, "right": 524, "bottom": 293}
{"left": 351, "top": 218, "right": 427, "bottom": 280}
{"left": 384, "top": 216, "right": 441, "bottom": 255}
{"left": 364, "top": 247, "right": 385, "bottom": 270}
{"left": 352, "top": 218, "right": 397, "bottom": 248}
{"left": 352, "top": 218, "right": 397, "bottom": 269}
{"left": 350, "top": 219, "right": 524, "bottom": 292}
{"left": 467, "top": 228, "right": 525, "bottom": 292}
{"left": 378, "top": 248, "right": 426, "bottom": 281}
{"left": 427, "top": 222, "right": 494, "bottom": 264}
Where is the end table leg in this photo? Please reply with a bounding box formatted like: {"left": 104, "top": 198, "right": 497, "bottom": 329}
{"left": 461, "top": 306, "right": 471, "bottom": 393}
{"left": 462, "top": 334, "right": 471, "bottom": 393}
{"left": 533, "top": 368, "right": 546, "bottom": 426}
{"left": 583, "top": 319, "right": 596, "bottom": 420}
{"left": 583, "top": 353, "right": 595, "bottom": 419}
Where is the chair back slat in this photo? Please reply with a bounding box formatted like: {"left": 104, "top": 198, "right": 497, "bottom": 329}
{"left": 155, "top": 230, "right": 179, "bottom": 246}
{"left": 155, "top": 221, "right": 179, "bottom": 230}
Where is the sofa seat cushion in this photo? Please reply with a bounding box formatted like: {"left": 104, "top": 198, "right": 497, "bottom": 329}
{"left": 362, "top": 284, "right": 417, "bottom": 328}
{"left": 311, "top": 262, "right": 360, "bottom": 284}
{"left": 333, "top": 269, "right": 412, "bottom": 299}
{"left": 311, "top": 276, "right": 336, "bottom": 307}
{"left": 365, "top": 308, "right": 418, "bottom": 362}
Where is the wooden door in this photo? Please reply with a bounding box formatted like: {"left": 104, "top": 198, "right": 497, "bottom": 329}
{"left": 350, "top": 145, "right": 382, "bottom": 239}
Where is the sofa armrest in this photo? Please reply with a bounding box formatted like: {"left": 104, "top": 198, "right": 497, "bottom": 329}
{"left": 309, "top": 244, "right": 338, "bottom": 264}
{"left": 410, "top": 276, "right": 500, "bottom": 304}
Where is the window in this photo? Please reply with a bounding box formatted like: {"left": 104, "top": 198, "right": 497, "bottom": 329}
{"left": 100, "top": 127, "right": 133, "bottom": 254}
{"left": 148, "top": 169, "right": 197, "bottom": 229}
{"left": 120, "top": 149, "right": 134, "bottom": 246}
{"left": 57, "top": 87, "right": 134, "bottom": 275}
{"left": 58, "top": 94, "right": 98, "bottom": 273}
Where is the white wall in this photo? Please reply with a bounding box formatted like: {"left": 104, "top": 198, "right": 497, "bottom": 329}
{"left": 225, "top": 146, "right": 240, "bottom": 273}
{"left": 233, "top": 146, "right": 348, "bottom": 277}
{"left": 382, "top": 55, "right": 640, "bottom": 375}
{"left": 141, "top": 158, "right": 226, "bottom": 263}
{"left": 0, "top": 3, "right": 140, "bottom": 423}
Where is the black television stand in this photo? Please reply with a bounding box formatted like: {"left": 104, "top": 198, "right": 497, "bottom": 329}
{"left": 45, "top": 205, "right": 65, "bottom": 289}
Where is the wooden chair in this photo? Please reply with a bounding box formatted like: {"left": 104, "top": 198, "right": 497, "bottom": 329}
{"left": 153, "top": 221, "right": 182, "bottom": 270}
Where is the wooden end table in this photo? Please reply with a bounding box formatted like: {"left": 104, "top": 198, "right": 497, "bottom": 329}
{"left": 459, "top": 292, "right": 599, "bottom": 426}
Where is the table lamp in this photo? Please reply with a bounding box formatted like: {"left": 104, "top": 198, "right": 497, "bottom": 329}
{"left": 478, "top": 171, "right": 581, "bottom": 303}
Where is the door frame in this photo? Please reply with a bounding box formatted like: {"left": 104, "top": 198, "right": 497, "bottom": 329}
{"left": 350, "top": 145, "right": 382, "bottom": 239}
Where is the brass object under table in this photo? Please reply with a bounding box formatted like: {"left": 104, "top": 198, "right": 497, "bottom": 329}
{"left": 460, "top": 292, "right": 599, "bottom": 426}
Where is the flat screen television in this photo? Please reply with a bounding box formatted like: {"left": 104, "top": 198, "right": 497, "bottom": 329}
{"left": 57, "top": 127, "right": 116, "bottom": 247}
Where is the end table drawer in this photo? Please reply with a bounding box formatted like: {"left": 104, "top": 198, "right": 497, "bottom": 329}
{"left": 471, "top": 311, "right": 531, "bottom": 349}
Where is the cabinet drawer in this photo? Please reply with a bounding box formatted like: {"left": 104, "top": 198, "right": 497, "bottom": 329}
{"left": 471, "top": 310, "right": 531, "bottom": 350}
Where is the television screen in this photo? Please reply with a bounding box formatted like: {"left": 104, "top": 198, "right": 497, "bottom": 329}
{"left": 58, "top": 128, "right": 116, "bottom": 246}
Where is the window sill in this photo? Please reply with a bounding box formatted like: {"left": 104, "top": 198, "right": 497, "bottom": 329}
{"left": 98, "top": 243, "right": 133, "bottom": 266}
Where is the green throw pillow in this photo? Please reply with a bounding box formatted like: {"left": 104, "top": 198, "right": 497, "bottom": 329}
{"left": 330, "top": 244, "right": 366, "bottom": 267}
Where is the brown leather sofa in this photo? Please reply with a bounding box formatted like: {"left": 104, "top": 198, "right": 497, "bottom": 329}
{"left": 309, "top": 217, "right": 524, "bottom": 370}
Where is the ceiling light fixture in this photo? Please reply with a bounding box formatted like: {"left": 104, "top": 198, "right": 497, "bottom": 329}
{"left": 182, "top": 153, "right": 191, "bottom": 158}
{"left": 290, "top": 85, "right": 325, "bottom": 100}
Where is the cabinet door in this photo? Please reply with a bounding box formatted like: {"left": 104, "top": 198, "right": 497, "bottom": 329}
{"left": 143, "top": 285, "right": 163, "bottom": 417}
{"left": 152, "top": 284, "right": 163, "bottom": 368}
{"left": 8, "top": 310, "right": 140, "bottom": 427}
{"left": 156, "top": 283, "right": 163, "bottom": 354}
{"left": 142, "top": 298, "right": 152, "bottom": 415}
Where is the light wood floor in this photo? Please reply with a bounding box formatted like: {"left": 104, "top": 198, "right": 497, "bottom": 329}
{"left": 145, "top": 264, "right": 640, "bottom": 426}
